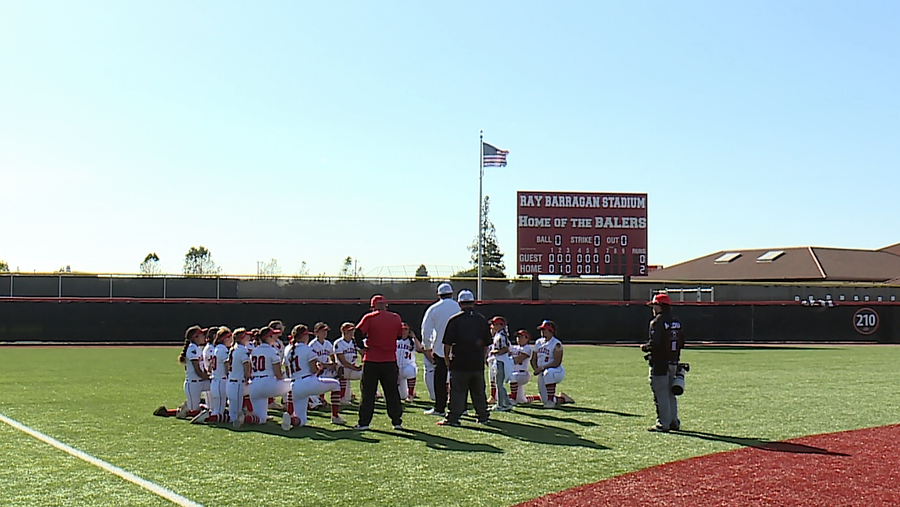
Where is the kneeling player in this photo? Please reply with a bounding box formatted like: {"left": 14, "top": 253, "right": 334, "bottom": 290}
{"left": 334, "top": 322, "right": 362, "bottom": 405}
{"left": 282, "top": 324, "right": 341, "bottom": 429}
{"left": 532, "top": 320, "right": 574, "bottom": 408}
{"left": 234, "top": 327, "right": 292, "bottom": 428}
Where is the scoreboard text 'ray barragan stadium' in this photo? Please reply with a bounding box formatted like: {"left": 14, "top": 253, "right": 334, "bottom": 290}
{"left": 516, "top": 191, "right": 648, "bottom": 277}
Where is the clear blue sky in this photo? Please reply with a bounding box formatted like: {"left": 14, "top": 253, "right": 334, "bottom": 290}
{"left": 2, "top": 1, "right": 897, "bottom": 276}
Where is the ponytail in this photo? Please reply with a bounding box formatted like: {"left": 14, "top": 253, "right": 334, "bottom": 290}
{"left": 178, "top": 339, "right": 190, "bottom": 364}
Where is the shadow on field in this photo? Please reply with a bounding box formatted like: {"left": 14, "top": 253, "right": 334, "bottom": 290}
{"left": 215, "top": 420, "right": 383, "bottom": 443}
{"left": 671, "top": 430, "right": 851, "bottom": 456}
{"left": 468, "top": 419, "right": 608, "bottom": 450}
{"left": 371, "top": 428, "right": 503, "bottom": 453}
{"left": 688, "top": 346, "right": 832, "bottom": 351}
{"left": 513, "top": 403, "right": 641, "bottom": 425}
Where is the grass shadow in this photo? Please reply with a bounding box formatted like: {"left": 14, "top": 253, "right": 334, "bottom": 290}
{"left": 204, "top": 420, "right": 382, "bottom": 443}
{"left": 671, "top": 430, "right": 850, "bottom": 456}
{"left": 513, "top": 403, "right": 642, "bottom": 419}
{"left": 688, "top": 345, "right": 834, "bottom": 351}
{"left": 466, "top": 418, "right": 608, "bottom": 450}
{"left": 373, "top": 428, "right": 503, "bottom": 453}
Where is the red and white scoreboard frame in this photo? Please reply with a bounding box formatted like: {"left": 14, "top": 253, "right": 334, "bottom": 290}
{"left": 517, "top": 191, "right": 648, "bottom": 277}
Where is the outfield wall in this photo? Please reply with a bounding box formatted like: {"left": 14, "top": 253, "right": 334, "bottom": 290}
{"left": 0, "top": 299, "right": 896, "bottom": 344}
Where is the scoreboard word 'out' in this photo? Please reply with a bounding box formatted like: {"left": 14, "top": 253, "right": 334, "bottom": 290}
{"left": 516, "top": 191, "right": 648, "bottom": 276}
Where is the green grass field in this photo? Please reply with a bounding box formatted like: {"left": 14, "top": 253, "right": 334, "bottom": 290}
{"left": 1, "top": 345, "right": 898, "bottom": 507}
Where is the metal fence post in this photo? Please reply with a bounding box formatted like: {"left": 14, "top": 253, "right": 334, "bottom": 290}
{"left": 9, "top": 273, "right": 12, "bottom": 297}
{"left": 109, "top": 276, "right": 113, "bottom": 298}
{"left": 216, "top": 277, "right": 220, "bottom": 300}
{"left": 163, "top": 277, "right": 167, "bottom": 300}
{"left": 58, "top": 274, "right": 62, "bottom": 298}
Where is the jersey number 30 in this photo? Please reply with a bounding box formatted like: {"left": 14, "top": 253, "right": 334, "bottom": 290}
{"left": 251, "top": 356, "right": 267, "bottom": 373}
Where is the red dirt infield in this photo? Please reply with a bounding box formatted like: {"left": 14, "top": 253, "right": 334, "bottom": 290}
{"left": 516, "top": 424, "right": 900, "bottom": 507}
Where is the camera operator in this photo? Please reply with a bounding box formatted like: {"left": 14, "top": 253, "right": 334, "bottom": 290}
{"left": 641, "top": 293, "right": 685, "bottom": 432}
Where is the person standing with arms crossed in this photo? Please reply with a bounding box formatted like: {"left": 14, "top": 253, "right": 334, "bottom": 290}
{"left": 642, "top": 293, "right": 685, "bottom": 432}
{"left": 438, "top": 290, "right": 492, "bottom": 427}
{"left": 354, "top": 295, "right": 405, "bottom": 431}
{"left": 421, "top": 282, "right": 460, "bottom": 417}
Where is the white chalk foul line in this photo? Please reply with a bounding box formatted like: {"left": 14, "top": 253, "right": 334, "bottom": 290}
{"left": 0, "top": 412, "right": 204, "bottom": 507}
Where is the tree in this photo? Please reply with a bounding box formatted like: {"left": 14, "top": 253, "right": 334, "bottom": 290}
{"left": 464, "top": 195, "right": 506, "bottom": 277}
{"left": 139, "top": 252, "right": 162, "bottom": 276}
{"left": 183, "top": 246, "right": 222, "bottom": 276}
{"left": 295, "top": 261, "right": 310, "bottom": 276}
{"left": 0, "top": 259, "right": 8, "bottom": 272}
{"left": 338, "top": 256, "right": 365, "bottom": 278}
{"left": 257, "top": 258, "right": 282, "bottom": 279}
{"left": 415, "top": 264, "right": 429, "bottom": 278}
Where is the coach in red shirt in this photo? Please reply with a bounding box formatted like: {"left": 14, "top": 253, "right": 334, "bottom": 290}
{"left": 353, "top": 294, "right": 404, "bottom": 430}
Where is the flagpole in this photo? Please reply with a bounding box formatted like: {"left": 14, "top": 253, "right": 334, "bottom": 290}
{"left": 478, "top": 130, "right": 484, "bottom": 301}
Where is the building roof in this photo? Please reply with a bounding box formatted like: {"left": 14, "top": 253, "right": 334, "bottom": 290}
{"left": 648, "top": 244, "right": 900, "bottom": 283}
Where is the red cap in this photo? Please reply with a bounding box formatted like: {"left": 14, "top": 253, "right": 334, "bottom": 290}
{"left": 650, "top": 293, "right": 671, "bottom": 305}
{"left": 490, "top": 316, "right": 506, "bottom": 325}
{"left": 538, "top": 320, "right": 556, "bottom": 333}
{"left": 401, "top": 322, "right": 410, "bottom": 330}
{"left": 314, "top": 322, "right": 330, "bottom": 332}
{"left": 370, "top": 295, "right": 387, "bottom": 307}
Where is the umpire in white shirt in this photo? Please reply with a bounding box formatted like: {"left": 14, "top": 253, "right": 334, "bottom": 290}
{"left": 422, "top": 282, "right": 460, "bottom": 417}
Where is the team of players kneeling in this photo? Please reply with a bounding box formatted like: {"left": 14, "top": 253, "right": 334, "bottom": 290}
{"left": 154, "top": 316, "right": 573, "bottom": 430}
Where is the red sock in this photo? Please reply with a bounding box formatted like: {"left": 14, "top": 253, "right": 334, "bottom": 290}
{"left": 285, "top": 392, "right": 294, "bottom": 415}
{"left": 525, "top": 395, "right": 540, "bottom": 403}
{"left": 247, "top": 414, "right": 260, "bottom": 424}
{"left": 291, "top": 415, "right": 300, "bottom": 425}
{"left": 339, "top": 379, "right": 347, "bottom": 399}
{"left": 187, "top": 410, "right": 200, "bottom": 418}
{"left": 243, "top": 397, "right": 252, "bottom": 411}
{"left": 331, "top": 391, "right": 340, "bottom": 416}
{"left": 207, "top": 415, "right": 218, "bottom": 423}
{"left": 510, "top": 382, "right": 518, "bottom": 400}
{"left": 268, "top": 397, "right": 274, "bottom": 405}
{"left": 407, "top": 378, "right": 416, "bottom": 397}
{"left": 165, "top": 409, "right": 177, "bottom": 417}
{"left": 546, "top": 383, "right": 557, "bottom": 403}
{"left": 490, "top": 382, "right": 497, "bottom": 399}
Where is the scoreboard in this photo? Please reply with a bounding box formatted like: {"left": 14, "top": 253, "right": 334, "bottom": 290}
{"left": 516, "top": 191, "right": 648, "bottom": 276}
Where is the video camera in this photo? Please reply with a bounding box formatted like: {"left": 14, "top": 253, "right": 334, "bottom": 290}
{"left": 672, "top": 363, "right": 690, "bottom": 396}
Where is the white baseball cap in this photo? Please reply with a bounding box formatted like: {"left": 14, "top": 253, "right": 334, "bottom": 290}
{"left": 437, "top": 282, "right": 453, "bottom": 295}
{"left": 457, "top": 290, "right": 475, "bottom": 302}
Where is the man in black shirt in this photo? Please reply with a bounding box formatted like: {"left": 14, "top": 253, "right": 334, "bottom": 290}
{"left": 438, "top": 290, "right": 492, "bottom": 427}
{"left": 641, "top": 293, "right": 685, "bottom": 432}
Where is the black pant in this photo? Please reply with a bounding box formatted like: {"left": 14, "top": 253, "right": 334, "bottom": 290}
{"left": 357, "top": 361, "right": 403, "bottom": 427}
{"left": 433, "top": 354, "right": 449, "bottom": 413}
{"left": 447, "top": 369, "right": 489, "bottom": 424}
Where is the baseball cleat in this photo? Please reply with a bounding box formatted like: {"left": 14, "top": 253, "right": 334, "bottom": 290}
{"left": 331, "top": 416, "right": 347, "bottom": 426}
{"left": 392, "top": 424, "right": 403, "bottom": 430}
{"left": 353, "top": 424, "right": 370, "bottom": 431}
{"left": 233, "top": 411, "right": 245, "bottom": 429}
{"left": 175, "top": 403, "right": 189, "bottom": 419}
{"left": 647, "top": 425, "right": 669, "bottom": 433}
{"left": 152, "top": 405, "right": 168, "bottom": 417}
{"left": 190, "top": 409, "right": 210, "bottom": 424}
{"left": 281, "top": 413, "right": 292, "bottom": 431}
{"left": 558, "top": 393, "right": 575, "bottom": 404}
{"left": 436, "top": 419, "right": 460, "bottom": 427}
{"left": 423, "top": 408, "right": 446, "bottom": 417}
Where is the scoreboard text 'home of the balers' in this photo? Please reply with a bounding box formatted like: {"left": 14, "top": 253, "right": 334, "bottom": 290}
{"left": 517, "top": 191, "right": 648, "bottom": 276}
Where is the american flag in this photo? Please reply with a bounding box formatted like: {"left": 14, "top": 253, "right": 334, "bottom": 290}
{"left": 482, "top": 142, "right": 509, "bottom": 167}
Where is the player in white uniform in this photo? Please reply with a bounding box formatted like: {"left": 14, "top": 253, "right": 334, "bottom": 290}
{"left": 176, "top": 325, "right": 211, "bottom": 419}
{"left": 532, "top": 320, "right": 575, "bottom": 408}
{"left": 200, "top": 327, "right": 218, "bottom": 409}
{"left": 234, "top": 326, "right": 292, "bottom": 428}
{"left": 267, "top": 320, "right": 286, "bottom": 410}
{"left": 224, "top": 328, "right": 252, "bottom": 425}
{"left": 397, "top": 323, "right": 422, "bottom": 402}
{"left": 487, "top": 316, "right": 514, "bottom": 411}
{"left": 192, "top": 327, "right": 234, "bottom": 424}
{"left": 509, "top": 329, "right": 534, "bottom": 405}
{"left": 310, "top": 322, "right": 347, "bottom": 422}
{"left": 282, "top": 324, "right": 341, "bottom": 429}
{"left": 334, "top": 322, "right": 362, "bottom": 405}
